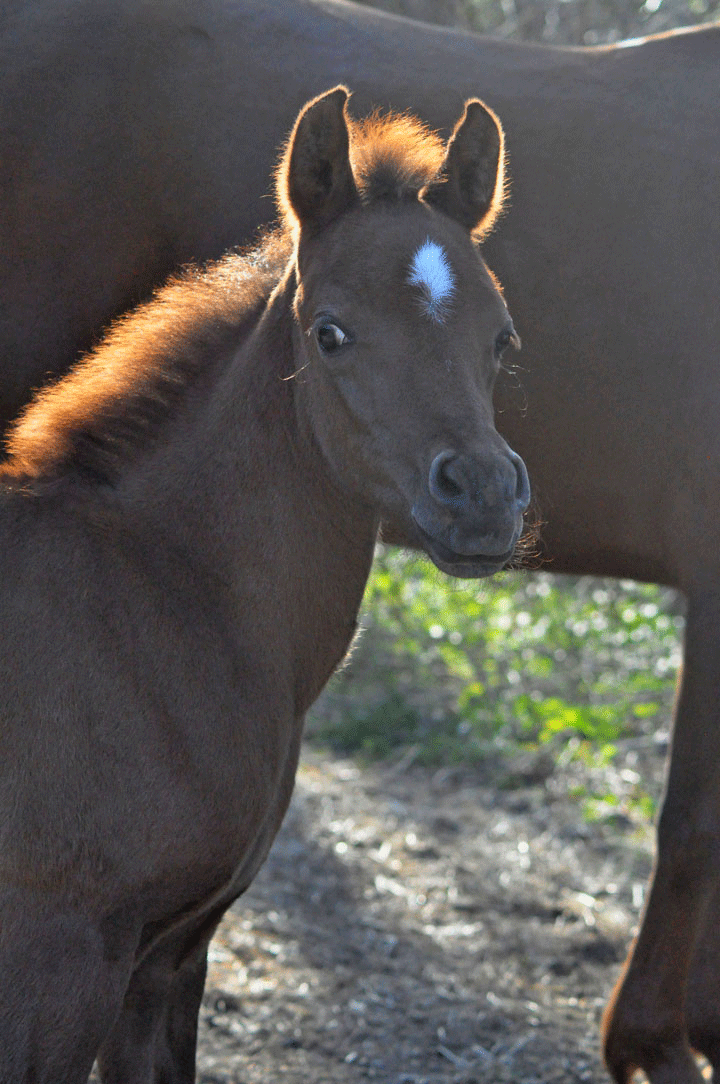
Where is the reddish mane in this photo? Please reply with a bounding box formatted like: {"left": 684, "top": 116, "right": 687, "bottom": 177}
{"left": 0, "top": 239, "right": 290, "bottom": 485}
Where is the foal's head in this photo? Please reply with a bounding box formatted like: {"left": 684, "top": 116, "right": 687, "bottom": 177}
{"left": 283, "top": 87, "right": 530, "bottom": 578}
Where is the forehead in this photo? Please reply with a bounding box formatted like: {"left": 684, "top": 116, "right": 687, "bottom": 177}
{"left": 299, "top": 204, "right": 506, "bottom": 320}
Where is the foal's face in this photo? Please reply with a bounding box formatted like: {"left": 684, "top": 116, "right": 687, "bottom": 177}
{"left": 293, "top": 203, "right": 530, "bottom": 577}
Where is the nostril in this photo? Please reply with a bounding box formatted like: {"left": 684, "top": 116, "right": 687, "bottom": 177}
{"left": 428, "top": 449, "right": 530, "bottom": 516}
{"left": 511, "top": 451, "right": 531, "bottom": 511}
{"left": 428, "top": 451, "right": 467, "bottom": 509}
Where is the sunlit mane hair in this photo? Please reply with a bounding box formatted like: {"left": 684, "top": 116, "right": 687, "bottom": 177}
{"left": 349, "top": 112, "right": 447, "bottom": 203}
{"left": 0, "top": 237, "right": 291, "bottom": 486}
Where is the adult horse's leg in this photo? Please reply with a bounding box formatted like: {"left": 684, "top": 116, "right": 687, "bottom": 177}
{"left": 97, "top": 905, "right": 225, "bottom": 1084}
{"left": 0, "top": 900, "right": 133, "bottom": 1083}
{"left": 603, "top": 583, "right": 720, "bottom": 1084}
{"left": 686, "top": 890, "right": 720, "bottom": 1080}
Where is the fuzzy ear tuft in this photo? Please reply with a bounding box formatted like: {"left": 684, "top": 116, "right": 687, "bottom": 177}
{"left": 278, "top": 86, "right": 359, "bottom": 233}
{"left": 422, "top": 99, "right": 506, "bottom": 237}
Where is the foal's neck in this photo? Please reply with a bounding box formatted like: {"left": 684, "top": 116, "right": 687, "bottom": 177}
{"left": 109, "top": 275, "right": 378, "bottom": 714}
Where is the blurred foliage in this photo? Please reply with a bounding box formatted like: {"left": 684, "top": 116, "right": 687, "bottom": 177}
{"left": 356, "top": 0, "right": 719, "bottom": 45}
{"left": 308, "top": 549, "right": 683, "bottom": 774}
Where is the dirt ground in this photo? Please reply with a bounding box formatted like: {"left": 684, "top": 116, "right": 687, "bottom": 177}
{"left": 196, "top": 738, "right": 679, "bottom": 1084}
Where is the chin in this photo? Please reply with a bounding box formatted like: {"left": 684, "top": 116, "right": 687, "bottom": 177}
{"left": 413, "top": 523, "right": 517, "bottom": 579}
{"left": 428, "top": 552, "right": 511, "bottom": 579}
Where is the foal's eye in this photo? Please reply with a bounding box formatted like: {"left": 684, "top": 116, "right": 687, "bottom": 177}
{"left": 315, "top": 322, "right": 350, "bottom": 353}
{"left": 495, "top": 323, "right": 519, "bottom": 358}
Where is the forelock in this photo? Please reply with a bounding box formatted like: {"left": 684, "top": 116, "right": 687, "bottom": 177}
{"left": 349, "top": 112, "right": 445, "bottom": 204}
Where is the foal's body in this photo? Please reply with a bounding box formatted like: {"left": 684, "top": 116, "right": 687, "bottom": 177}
{"left": 0, "top": 90, "right": 528, "bottom": 1082}
{"left": 0, "top": 279, "right": 367, "bottom": 1080}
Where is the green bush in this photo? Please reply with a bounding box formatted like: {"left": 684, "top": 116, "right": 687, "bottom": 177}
{"left": 308, "top": 548, "right": 683, "bottom": 779}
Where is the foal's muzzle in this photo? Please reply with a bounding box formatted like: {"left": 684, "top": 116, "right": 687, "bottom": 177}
{"left": 412, "top": 446, "right": 530, "bottom": 578}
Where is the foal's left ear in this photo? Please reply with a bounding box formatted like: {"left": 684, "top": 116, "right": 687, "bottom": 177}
{"left": 423, "top": 100, "right": 506, "bottom": 236}
{"left": 281, "top": 86, "right": 359, "bottom": 233}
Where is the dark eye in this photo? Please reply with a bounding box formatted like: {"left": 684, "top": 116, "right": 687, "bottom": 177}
{"left": 316, "top": 322, "right": 350, "bottom": 353}
{"left": 495, "top": 323, "right": 519, "bottom": 358}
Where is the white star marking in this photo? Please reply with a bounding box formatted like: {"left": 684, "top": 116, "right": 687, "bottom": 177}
{"left": 407, "top": 239, "right": 456, "bottom": 324}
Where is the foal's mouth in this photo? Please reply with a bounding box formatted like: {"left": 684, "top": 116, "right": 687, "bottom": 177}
{"left": 412, "top": 520, "right": 518, "bottom": 579}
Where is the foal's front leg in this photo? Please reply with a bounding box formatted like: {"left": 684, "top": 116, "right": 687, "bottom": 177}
{"left": 603, "top": 584, "right": 720, "bottom": 1084}
{"left": 97, "top": 907, "right": 224, "bottom": 1084}
{"left": 0, "top": 899, "right": 133, "bottom": 1084}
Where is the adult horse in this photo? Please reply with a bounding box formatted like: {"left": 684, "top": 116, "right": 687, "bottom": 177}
{"left": 0, "top": 87, "right": 530, "bottom": 1082}
{"left": 2, "top": 3, "right": 719, "bottom": 1081}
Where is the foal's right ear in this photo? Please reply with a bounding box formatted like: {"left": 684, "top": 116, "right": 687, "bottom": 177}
{"left": 280, "top": 86, "right": 359, "bottom": 233}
